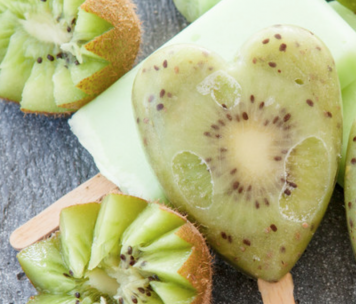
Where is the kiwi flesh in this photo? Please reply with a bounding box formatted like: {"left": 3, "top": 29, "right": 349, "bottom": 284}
{"left": 132, "top": 25, "right": 342, "bottom": 281}
{"left": 17, "top": 193, "right": 212, "bottom": 304}
{"left": 0, "top": 0, "right": 141, "bottom": 115}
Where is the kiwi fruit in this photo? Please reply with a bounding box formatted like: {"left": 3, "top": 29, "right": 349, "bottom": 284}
{"left": 173, "top": 0, "right": 221, "bottom": 23}
{"left": 0, "top": 0, "right": 141, "bottom": 115}
{"left": 344, "top": 120, "right": 356, "bottom": 256}
{"left": 17, "top": 193, "right": 212, "bottom": 304}
{"left": 132, "top": 25, "right": 342, "bottom": 281}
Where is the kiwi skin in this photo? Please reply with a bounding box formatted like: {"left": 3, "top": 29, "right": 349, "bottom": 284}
{"left": 66, "top": 0, "right": 142, "bottom": 110}
{"left": 17, "top": 193, "right": 212, "bottom": 304}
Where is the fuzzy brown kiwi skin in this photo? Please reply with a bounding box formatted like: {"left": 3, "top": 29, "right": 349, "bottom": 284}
{"left": 56, "top": 0, "right": 142, "bottom": 111}
{"left": 74, "top": 0, "right": 142, "bottom": 98}
{"left": 158, "top": 203, "right": 213, "bottom": 304}
{"left": 20, "top": 109, "right": 75, "bottom": 117}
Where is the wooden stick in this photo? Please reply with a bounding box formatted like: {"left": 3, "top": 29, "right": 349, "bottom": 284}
{"left": 258, "top": 273, "right": 295, "bottom": 304}
{"left": 10, "top": 173, "right": 119, "bottom": 251}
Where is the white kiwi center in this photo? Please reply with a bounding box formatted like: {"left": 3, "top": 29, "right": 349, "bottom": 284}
{"left": 232, "top": 127, "right": 275, "bottom": 179}
{"left": 85, "top": 260, "right": 152, "bottom": 303}
{"left": 20, "top": 12, "right": 72, "bottom": 45}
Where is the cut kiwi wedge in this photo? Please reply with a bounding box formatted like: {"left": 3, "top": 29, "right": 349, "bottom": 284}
{"left": 17, "top": 193, "right": 212, "bottom": 304}
{"left": 132, "top": 25, "right": 342, "bottom": 281}
{"left": 0, "top": 0, "right": 141, "bottom": 115}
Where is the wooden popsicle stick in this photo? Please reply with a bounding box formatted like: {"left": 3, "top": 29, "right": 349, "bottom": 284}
{"left": 10, "top": 173, "right": 119, "bottom": 251}
{"left": 258, "top": 273, "right": 295, "bottom": 304}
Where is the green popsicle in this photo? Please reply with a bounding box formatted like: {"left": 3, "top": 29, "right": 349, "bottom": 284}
{"left": 70, "top": 0, "right": 356, "bottom": 203}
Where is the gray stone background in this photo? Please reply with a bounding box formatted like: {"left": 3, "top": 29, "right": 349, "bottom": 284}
{"left": 1, "top": 0, "right": 356, "bottom": 303}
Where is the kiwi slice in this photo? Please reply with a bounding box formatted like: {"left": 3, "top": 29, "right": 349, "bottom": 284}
{"left": 344, "top": 120, "right": 356, "bottom": 256}
{"left": 173, "top": 0, "right": 221, "bottom": 22}
{"left": 17, "top": 193, "right": 212, "bottom": 304}
{"left": 132, "top": 25, "right": 342, "bottom": 281}
{"left": 0, "top": 0, "right": 141, "bottom": 115}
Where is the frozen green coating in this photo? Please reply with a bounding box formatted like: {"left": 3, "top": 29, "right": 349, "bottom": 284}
{"left": 132, "top": 25, "right": 342, "bottom": 281}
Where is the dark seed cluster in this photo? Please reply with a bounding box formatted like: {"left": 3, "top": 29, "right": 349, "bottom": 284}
{"left": 120, "top": 246, "right": 139, "bottom": 267}
{"left": 220, "top": 231, "right": 233, "bottom": 243}
{"left": 116, "top": 246, "right": 158, "bottom": 304}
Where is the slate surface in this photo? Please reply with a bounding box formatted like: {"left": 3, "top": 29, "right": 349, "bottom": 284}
{"left": 0, "top": 1, "right": 355, "bottom": 303}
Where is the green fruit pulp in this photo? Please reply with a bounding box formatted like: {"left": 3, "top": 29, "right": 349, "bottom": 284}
{"left": 70, "top": 0, "right": 356, "bottom": 205}
{"left": 150, "top": 281, "right": 196, "bottom": 304}
{"left": 89, "top": 194, "right": 147, "bottom": 270}
{"left": 0, "top": 0, "right": 113, "bottom": 113}
{"left": 18, "top": 234, "right": 79, "bottom": 294}
{"left": 17, "top": 194, "right": 199, "bottom": 304}
{"left": 60, "top": 203, "right": 100, "bottom": 278}
{"left": 53, "top": 61, "right": 90, "bottom": 107}
{"left": 0, "top": 30, "right": 34, "bottom": 102}
{"left": 20, "top": 59, "right": 73, "bottom": 113}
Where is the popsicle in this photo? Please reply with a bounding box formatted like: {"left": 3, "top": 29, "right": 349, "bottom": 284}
{"left": 70, "top": 0, "right": 356, "bottom": 203}
{"left": 131, "top": 24, "right": 342, "bottom": 281}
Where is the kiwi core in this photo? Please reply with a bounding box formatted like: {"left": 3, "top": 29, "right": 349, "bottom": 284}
{"left": 87, "top": 265, "right": 151, "bottom": 301}
{"left": 232, "top": 126, "right": 275, "bottom": 179}
{"left": 20, "top": 12, "right": 72, "bottom": 45}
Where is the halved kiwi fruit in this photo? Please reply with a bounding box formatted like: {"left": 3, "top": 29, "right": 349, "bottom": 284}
{"left": 0, "top": 0, "right": 141, "bottom": 115}
{"left": 132, "top": 25, "right": 342, "bottom": 281}
{"left": 17, "top": 193, "right": 212, "bottom": 304}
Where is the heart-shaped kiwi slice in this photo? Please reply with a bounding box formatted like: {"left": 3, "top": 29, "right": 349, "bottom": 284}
{"left": 132, "top": 25, "right": 342, "bottom": 281}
